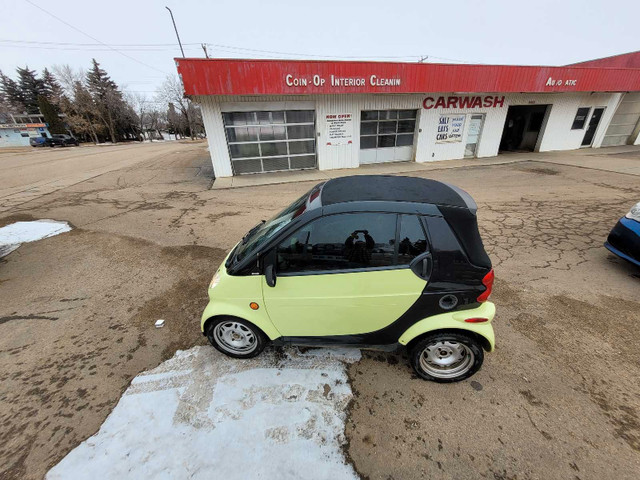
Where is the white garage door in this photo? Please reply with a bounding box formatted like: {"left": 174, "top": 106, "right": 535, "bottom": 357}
{"left": 359, "top": 110, "right": 417, "bottom": 164}
{"left": 601, "top": 93, "right": 640, "bottom": 147}
{"left": 223, "top": 110, "right": 317, "bottom": 175}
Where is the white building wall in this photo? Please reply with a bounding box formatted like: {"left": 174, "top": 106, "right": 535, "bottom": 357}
{"left": 315, "top": 94, "right": 423, "bottom": 170}
{"left": 534, "top": 92, "right": 622, "bottom": 151}
{"left": 198, "top": 96, "right": 233, "bottom": 178}
{"left": 195, "top": 91, "right": 623, "bottom": 177}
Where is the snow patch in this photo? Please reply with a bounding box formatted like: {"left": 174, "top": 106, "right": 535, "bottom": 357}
{"left": 0, "top": 220, "right": 72, "bottom": 257}
{"left": 47, "top": 346, "right": 361, "bottom": 480}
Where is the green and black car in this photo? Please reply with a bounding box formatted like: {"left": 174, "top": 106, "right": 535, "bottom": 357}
{"left": 201, "top": 175, "right": 495, "bottom": 382}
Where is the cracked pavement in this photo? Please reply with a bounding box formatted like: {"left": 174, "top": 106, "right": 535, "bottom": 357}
{"left": 1, "top": 142, "right": 640, "bottom": 479}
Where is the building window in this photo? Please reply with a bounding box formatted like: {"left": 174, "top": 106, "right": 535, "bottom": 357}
{"left": 360, "top": 110, "right": 417, "bottom": 149}
{"left": 571, "top": 108, "right": 590, "bottom": 130}
{"left": 223, "top": 110, "right": 316, "bottom": 174}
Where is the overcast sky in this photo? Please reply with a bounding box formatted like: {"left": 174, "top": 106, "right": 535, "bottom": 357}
{"left": 1, "top": 0, "right": 638, "bottom": 99}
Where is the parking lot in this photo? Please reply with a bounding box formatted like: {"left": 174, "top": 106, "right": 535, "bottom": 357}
{"left": 1, "top": 142, "right": 640, "bottom": 479}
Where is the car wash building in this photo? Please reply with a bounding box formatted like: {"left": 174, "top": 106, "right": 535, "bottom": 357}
{"left": 176, "top": 51, "right": 640, "bottom": 177}
{"left": 0, "top": 113, "right": 52, "bottom": 148}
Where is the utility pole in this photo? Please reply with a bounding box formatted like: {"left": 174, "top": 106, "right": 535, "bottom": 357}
{"left": 165, "top": 6, "right": 185, "bottom": 58}
{"left": 201, "top": 43, "right": 210, "bottom": 58}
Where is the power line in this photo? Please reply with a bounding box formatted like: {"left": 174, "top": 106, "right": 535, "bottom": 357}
{"left": 22, "top": 0, "right": 171, "bottom": 75}
{"left": 1, "top": 33, "right": 474, "bottom": 63}
{"left": 205, "top": 43, "right": 473, "bottom": 63}
{"left": 0, "top": 39, "right": 201, "bottom": 47}
{"left": 0, "top": 44, "right": 200, "bottom": 52}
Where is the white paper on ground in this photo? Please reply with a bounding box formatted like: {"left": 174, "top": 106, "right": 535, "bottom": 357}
{"left": 0, "top": 220, "right": 72, "bottom": 257}
{"left": 46, "top": 346, "right": 361, "bottom": 480}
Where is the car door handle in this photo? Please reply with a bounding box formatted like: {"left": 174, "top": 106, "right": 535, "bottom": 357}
{"left": 410, "top": 252, "right": 432, "bottom": 281}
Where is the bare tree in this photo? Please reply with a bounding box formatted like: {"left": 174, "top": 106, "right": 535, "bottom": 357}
{"left": 158, "top": 74, "right": 194, "bottom": 139}
{"left": 146, "top": 108, "right": 166, "bottom": 140}
{"left": 127, "top": 92, "right": 148, "bottom": 141}
{"left": 52, "top": 65, "right": 84, "bottom": 97}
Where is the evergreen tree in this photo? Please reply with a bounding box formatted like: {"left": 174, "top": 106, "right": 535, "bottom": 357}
{"left": 86, "top": 59, "right": 120, "bottom": 102}
{"left": 41, "top": 68, "right": 63, "bottom": 104}
{"left": 0, "top": 71, "right": 26, "bottom": 113}
{"left": 16, "top": 66, "right": 45, "bottom": 114}
{"left": 86, "top": 59, "right": 123, "bottom": 143}
{"left": 37, "top": 95, "right": 66, "bottom": 134}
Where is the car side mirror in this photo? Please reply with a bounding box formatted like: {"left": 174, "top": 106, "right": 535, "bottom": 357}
{"left": 410, "top": 252, "right": 432, "bottom": 281}
{"left": 265, "top": 264, "right": 277, "bottom": 287}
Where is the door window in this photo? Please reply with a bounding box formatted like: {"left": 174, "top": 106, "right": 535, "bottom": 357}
{"left": 581, "top": 107, "right": 605, "bottom": 146}
{"left": 397, "top": 215, "right": 429, "bottom": 265}
{"left": 571, "top": 108, "right": 590, "bottom": 130}
{"left": 464, "top": 114, "right": 485, "bottom": 158}
{"left": 276, "top": 213, "right": 398, "bottom": 274}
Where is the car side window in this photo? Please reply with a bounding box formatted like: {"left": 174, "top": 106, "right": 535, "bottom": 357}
{"left": 397, "top": 214, "right": 429, "bottom": 265}
{"left": 276, "top": 213, "right": 397, "bottom": 274}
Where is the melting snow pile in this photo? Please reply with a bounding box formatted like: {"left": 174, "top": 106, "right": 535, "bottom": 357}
{"left": 47, "top": 346, "right": 361, "bottom": 480}
{"left": 0, "top": 220, "right": 72, "bottom": 258}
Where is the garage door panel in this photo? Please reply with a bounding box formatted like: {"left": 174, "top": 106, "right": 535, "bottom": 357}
{"left": 223, "top": 110, "right": 317, "bottom": 175}
{"left": 290, "top": 155, "right": 317, "bottom": 169}
{"left": 395, "top": 146, "right": 414, "bottom": 161}
{"left": 375, "top": 148, "right": 398, "bottom": 163}
{"left": 232, "top": 158, "right": 263, "bottom": 174}
{"left": 606, "top": 124, "right": 636, "bottom": 136}
{"left": 601, "top": 136, "right": 628, "bottom": 147}
{"left": 615, "top": 102, "right": 640, "bottom": 115}
{"left": 359, "top": 149, "right": 378, "bottom": 165}
{"left": 603, "top": 94, "right": 640, "bottom": 146}
{"left": 609, "top": 113, "right": 640, "bottom": 125}
{"left": 359, "top": 109, "right": 417, "bottom": 165}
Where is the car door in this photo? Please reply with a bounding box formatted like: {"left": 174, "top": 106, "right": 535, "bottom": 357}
{"left": 261, "top": 212, "right": 430, "bottom": 338}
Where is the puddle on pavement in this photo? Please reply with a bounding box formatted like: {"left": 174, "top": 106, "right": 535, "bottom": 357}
{"left": 0, "top": 220, "right": 72, "bottom": 258}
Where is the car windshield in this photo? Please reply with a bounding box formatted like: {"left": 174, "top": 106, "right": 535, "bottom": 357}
{"left": 230, "top": 183, "right": 324, "bottom": 265}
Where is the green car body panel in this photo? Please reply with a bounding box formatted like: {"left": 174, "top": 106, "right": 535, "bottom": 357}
{"left": 260, "top": 268, "right": 426, "bottom": 336}
{"left": 201, "top": 258, "right": 282, "bottom": 341}
{"left": 397, "top": 301, "right": 495, "bottom": 351}
{"left": 201, "top": 252, "right": 495, "bottom": 350}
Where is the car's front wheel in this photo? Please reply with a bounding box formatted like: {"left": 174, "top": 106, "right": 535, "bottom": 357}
{"left": 410, "top": 332, "right": 483, "bottom": 383}
{"left": 206, "top": 317, "right": 267, "bottom": 359}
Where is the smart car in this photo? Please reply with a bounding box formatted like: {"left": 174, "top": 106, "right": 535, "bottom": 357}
{"left": 201, "top": 175, "right": 495, "bottom": 382}
{"left": 605, "top": 201, "right": 640, "bottom": 268}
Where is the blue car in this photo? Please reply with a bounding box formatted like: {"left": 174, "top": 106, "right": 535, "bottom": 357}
{"left": 605, "top": 202, "right": 640, "bottom": 267}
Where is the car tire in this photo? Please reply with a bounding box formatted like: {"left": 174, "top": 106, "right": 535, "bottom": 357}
{"left": 410, "top": 331, "right": 484, "bottom": 383}
{"left": 205, "top": 317, "right": 267, "bottom": 359}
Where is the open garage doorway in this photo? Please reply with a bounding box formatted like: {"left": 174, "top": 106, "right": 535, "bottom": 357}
{"left": 499, "top": 105, "right": 550, "bottom": 152}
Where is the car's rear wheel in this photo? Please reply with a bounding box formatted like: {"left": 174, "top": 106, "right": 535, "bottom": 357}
{"left": 410, "top": 332, "right": 483, "bottom": 383}
{"left": 206, "top": 317, "right": 267, "bottom": 359}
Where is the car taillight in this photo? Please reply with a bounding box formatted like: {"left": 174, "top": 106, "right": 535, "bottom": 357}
{"left": 477, "top": 269, "right": 494, "bottom": 302}
{"left": 465, "top": 317, "right": 489, "bottom": 323}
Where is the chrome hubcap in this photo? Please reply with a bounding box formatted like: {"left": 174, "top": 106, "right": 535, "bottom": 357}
{"left": 419, "top": 340, "right": 474, "bottom": 379}
{"left": 213, "top": 321, "right": 257, "bottom": 354}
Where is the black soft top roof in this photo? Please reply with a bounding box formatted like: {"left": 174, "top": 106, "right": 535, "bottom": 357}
{"left": 320, "top": 175, "right": 474, "bottom": 210}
